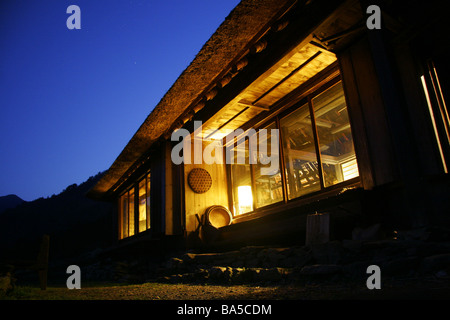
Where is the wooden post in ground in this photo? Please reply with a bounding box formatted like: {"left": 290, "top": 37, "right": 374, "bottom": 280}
{"left": 305, "top": 212, "right": 330, "bottom": 246}
{"left": 36, "top": 235, "right": 49, "bottom": 290}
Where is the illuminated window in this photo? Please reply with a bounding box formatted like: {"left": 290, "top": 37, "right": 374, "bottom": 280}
{"left": 230, "top": 140, "right": 253, "bottom": 215}
{"left": 280, "top": 103, "right": 321, "bottom": 199}
{"left": 228, "top": 79, "right": 359, "bottom": 216}
{"left": 341, "top": 158, "right": 359, "bottom": 181}
{"left": 146, "top": 173, "right": 151, "bottom": 230}
{"left": 120, "top": 192, "right": 129, "bottom": 238}
{"left": 252, "top": 122, "right": 283, "bottom": 208}
{"left": 230, "top": 124, "right": 283, "bottom": 216}
{"left": 311, "top": 81, "right": 359, "bottom": 188}
{"left": 237, "top": 186, "right": 253, "bottom": 214}
{"left": 138, "top": 179, "right": 147, "bottom": 233}
{"left": 119, "top": 172, "right": 151, "bottom": 239}
{"left": 128, "top": 187, "right": 135, "bottom": 237}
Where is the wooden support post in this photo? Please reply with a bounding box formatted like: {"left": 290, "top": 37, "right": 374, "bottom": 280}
{"left": 36, "top": 235, "right": 49, "bottom": 290}
{"left": 306, "top": 212, "right": 330, "bottom": 246}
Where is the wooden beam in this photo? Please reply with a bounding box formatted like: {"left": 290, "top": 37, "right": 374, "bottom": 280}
{"left": 184, "top": 0, "right": 346, "bottom": 136}
{"left": 237, "top": 100, "right": 270, "bottom": 111}
{"left": 251, "top": 51, "right": 323, "bottom": 105}
{"left": 221, "top": 63, "right": 340, "bottom": 147}
{"left": 331, "top": 122, "right": 351, "bottom": 134}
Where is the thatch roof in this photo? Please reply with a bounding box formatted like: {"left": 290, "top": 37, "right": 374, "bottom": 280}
{"left": 88, "top": 0, "right": 296, "bottom": 199}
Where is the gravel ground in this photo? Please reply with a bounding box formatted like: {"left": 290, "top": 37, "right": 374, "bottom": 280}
{"left": 4, "top": 276, "right": 450, "bottom": 300}
{"left": 2, "top": 277, "right": 448, "bottom": 319}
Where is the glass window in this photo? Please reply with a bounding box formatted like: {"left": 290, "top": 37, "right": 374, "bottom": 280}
{"left": 252, "top": 122, "right": 283, "bottom": 208}
{"left": 138, "top": 179, "right": 147, "bottom": 233}
{"left": 280, "top": 103, "right": 321, "bottom": 199}
{"left": 146, "top": 173, "right": 151, "bottom": 230}
{"left": 119, "top": 172, "right": 151, "bottom": 239}
{"left": 311, "top": 82, "right": 359, "bottom": 187}
{"left": 128, "top": 187, "right": 135, "bottom": 237}
{"left": 230, "top": 139, "right": 253, "bottom": 215}
{"left": 227, "top": 78, "right": 360, "bottom": 216}
{"left": 121, "top": 193, "right": 129, "bottom": 238}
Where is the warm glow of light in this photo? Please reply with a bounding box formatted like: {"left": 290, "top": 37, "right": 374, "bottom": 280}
{"left": 237, "top": 185, "right": 253, "bottom": 214}
{"left": 421, "top": 75, "right": 448, "bottom": 173}
{"left": 431, "top": 66, "right": 450, "bottom": 143}
{"left": 341, "top": 158, "right": 359, "bottom": 181}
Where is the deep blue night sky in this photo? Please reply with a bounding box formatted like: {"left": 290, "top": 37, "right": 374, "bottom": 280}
{"left": 0, "top": 0, "right": 240, "bottom": 201}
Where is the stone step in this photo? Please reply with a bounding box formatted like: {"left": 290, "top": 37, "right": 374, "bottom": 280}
{"left": 158, "top": 265, "right": 345, "bottom": 285}
{"left": 74, "top": 238, "right": 450, "bottom": 284}
{"left": 168, "top": 246, "right": 313, "bottom": 270}
{"left": 158, "top": 240, "right": 450, "bottom": 284}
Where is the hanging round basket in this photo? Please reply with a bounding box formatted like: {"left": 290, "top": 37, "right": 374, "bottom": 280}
{"left": 188, "top": 168, "right": 212, "bottom": 193}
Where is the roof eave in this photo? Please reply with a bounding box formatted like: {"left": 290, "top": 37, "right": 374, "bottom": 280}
{"left": 87, "top": 0, "right": 296, "bottom": 199}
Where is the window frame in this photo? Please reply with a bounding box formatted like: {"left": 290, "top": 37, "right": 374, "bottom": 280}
{"left": 226, "top": 74, "right": 361, "bottom": 219}
{"left": 421, "top": 60, "right": 450, "bottom": 173}
{"left": 118, "top": 171, "right": 151, "bottom": 240}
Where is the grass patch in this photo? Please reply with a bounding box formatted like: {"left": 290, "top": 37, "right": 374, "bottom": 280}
{"left": 1, "top": 282, "right": 132, "bottom": 300}
{"left": 2, "top": 286, "right": 69, "bottom": 300}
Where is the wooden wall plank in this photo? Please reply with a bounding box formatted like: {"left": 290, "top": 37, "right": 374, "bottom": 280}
{"left": 183, "top": 138, "right": 230, "bottom": 232}
{"left": 339, "top": 36, "right": 397, "bottom": 187}
{"left": 150, "top": 144, "right": 165, "bottom": 235}
{"left": 338, "top": 45, "right": 375, "bottom": 189}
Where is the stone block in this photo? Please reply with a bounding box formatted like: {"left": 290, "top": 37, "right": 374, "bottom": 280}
{"left": 300, "top": 264, "right": 342, "bottom": 275}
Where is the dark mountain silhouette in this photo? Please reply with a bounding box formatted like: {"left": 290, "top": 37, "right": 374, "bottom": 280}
{"left": 0, "top": 172, "right": 114, "bottom": 265}
{"left": 0, "top": 194, "right": 25, "bottom": 214}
